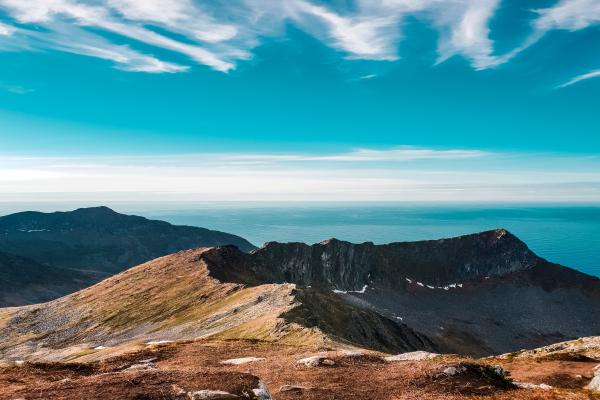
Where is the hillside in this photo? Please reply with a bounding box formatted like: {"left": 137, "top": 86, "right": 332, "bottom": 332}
{"left": 0, "top": 251, "right": 106, "bottom": 307}
{"left": 2, "top": 229, "right": 600, "bottom": 362}
{"left": 0, "top": 248, "right": 432, "bottom": 362}
{"left": 0, "top": 206, "right": 255, "bottom": 306}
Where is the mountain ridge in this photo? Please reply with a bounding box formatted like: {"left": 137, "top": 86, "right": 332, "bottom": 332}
{"left": 0, "top": 206, "right": 256, "bottom": 307}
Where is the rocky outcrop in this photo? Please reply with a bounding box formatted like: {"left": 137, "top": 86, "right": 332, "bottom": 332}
{"left": 220, "top": 229, "right": 538, "bottom": 291}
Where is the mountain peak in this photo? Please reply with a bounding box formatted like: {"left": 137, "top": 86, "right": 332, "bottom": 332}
{"left": 72, "top": 206, "right": 119, "bottom": 215}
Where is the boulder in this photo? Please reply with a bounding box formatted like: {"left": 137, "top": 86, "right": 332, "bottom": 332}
{"left": 187, "top": 390, "right": 239, "bottom": 399}
{"left": 384, "top": 351, "right": 439, "bottom": 362}
{"left": 296, "top": 355, "right": 335, "bottom": 367}
{"left": 220, "top": 357, "right": 265, "bottom": 365}
{"left": 587, "top": 365, "right": 600, "bottom": 392}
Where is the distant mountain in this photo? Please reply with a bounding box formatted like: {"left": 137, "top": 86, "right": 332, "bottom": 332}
{"left": 0, "top": 206, "right": 255, "bottom": 306}
{"left": 2, "top": 229, "right": 599, "bottom": 362}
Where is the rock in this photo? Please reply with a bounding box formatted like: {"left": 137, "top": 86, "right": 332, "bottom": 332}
{"left": 187, "top": 390, "right": 239, "bottom": 399}
{"left": 384, "top": 351, "right": 439, "bottom": 362}
{"left": 514, "top": 382, "right": 553, "bottom": 390}
{"left": 587, "top": 365, "right": 600, "bottom": 391}
{"left": 296, "top": 355, "right": 335, "bottom": 367}
{"left": 490, "top": 365, "right": 508, "bottom": 378}
{"left": 279, "top": 385, "right": 310, "bottom": 392}
{"left": 443, "top": 366, "right": 466, "bottom": 376}
{"left": 252, "top": 381, "right": 273, "bottom": 400}
{"left": 124, "top": 361, "right": 156, "bottom": 371}
{"left": 220, "top": 357, "right": 265, "bottom": 365}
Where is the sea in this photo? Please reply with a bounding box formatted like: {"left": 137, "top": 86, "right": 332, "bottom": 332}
{"left": 1, "top": 202, "right": 599, "bottom": 278}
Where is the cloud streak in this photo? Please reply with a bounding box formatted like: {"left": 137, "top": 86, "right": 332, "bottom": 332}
{"left": 0, "top": 0, "right": 598, "bottom": 75}
{"left": 558, "top": 69, "right": 600, "bottom": 88}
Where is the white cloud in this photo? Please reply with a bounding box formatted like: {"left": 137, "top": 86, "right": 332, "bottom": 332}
{"left": 221, "top": 147, "right": 489, "bottom": 163}
{"left": 433, "top": 0, "right": 502, "bottom": 69}
{"left": 1, "top": 148, "right": 599, "bottom": 202}
{"left": 534, "top": 0, "right": 600, "bottom": 31}
{"left": 0, "top": 0, "right": 598, "bottom": 74}
{"left": 0, "top": 21, "right": 15, "bottom": 36}
{"left": 558, "top": 69, "right": 600, "bottom": 88}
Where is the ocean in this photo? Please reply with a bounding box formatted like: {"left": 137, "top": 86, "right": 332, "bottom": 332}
{"left": 2, "top": 202, "right": 600, "bottom": 278}
{"left": 123, "top": 202, "right": 600, "bottom": 278}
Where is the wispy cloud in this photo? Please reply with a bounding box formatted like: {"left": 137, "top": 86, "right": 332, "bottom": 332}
{"left": 0, "top": 0, "right": 598, "bottom": 74}
{"left": 0, "top": 83, "right": 35, "bottom": 94}
{"left": 1, "top": 147, "right": 599, "bottom": 202}
{"left": 558, "top": 69, "right": 600, "bottom": 89}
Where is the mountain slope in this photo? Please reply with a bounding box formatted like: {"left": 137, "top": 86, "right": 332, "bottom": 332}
{"left": 2, "top": 229, "right": 599, "bottom": 361}
{"left": 0, "top": 206, "right": 255, "bottom": 306}
{"left": 0, "top": 248, "right": 433, "bottom": 362}
{"left": 0, "top": 251, "right": 106, "bottom": 307}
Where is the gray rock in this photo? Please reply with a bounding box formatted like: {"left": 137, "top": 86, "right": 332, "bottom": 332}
{"left": 296, "top": 355, "right": 335, "bottom": 367}
{"left": 252, "top": 381, "right": 273, "bottom": 400}
{"left": 384, "top": 351, "right": 439, "bottom": 362}
{"left": 514, "top": 382, "right": 553, "bottom": 390}
{"left": 187, "top": 390, "right": 239, "bottom": 399}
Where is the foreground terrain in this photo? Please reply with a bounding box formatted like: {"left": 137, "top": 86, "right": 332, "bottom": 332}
{"left": 1, "top": 338, "right": 600, "bottom": 399}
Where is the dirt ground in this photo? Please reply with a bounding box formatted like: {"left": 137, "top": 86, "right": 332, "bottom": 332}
{"left": 1, "top": 339, "right": 599, "bottom": 400}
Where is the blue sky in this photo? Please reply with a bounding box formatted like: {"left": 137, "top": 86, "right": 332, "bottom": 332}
{"left": 0, "top": 0, "right": 599, "bottom": 202}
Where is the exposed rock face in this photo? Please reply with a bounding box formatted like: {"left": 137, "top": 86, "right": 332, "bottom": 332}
{"left": 0, "top": 207, "right": 255, "bottom": 306}
{"left": 242, "top": 229, "right": 538, "bottom": 290}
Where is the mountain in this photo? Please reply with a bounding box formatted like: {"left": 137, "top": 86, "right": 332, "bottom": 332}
{"left": 1, "top": 229, "right": 599, "bottom": 363}
{"left": 207, "top": 229, "right": 600, "bottom": 356}
{"left": 0, "top": 251, "right": 106, "bottom": 307}
{"left": 0, "top": 206, "right": 255, "bottom": 306}
{"left": 0, "top": 248, "right": 434, "bottom": 362}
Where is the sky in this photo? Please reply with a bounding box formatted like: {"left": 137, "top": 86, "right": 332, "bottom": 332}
{"left": 0, "top": 0, "right": 599, "bottom": 202}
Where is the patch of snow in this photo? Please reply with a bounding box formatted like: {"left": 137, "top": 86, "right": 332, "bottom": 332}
{"left": 395, "top": 316, "right": 403, "bottom": 321}
{"left": 457, "top": 284, "right": 463, "bottom": 288}
{"left": 426, "top": 285, "right": 435, "bottom": 289}
{"left": 333, "top": 285, "right": 368, "bottom": 294}
{"left": 416, "top": 282, "right": 424, "bottom": 287}
{"left": 94, "top": 346, "right": 106, "bottom": 350}
{"left": 220, "top": 357, "right": 265, "bottom": 365}
{"left": 405, "top": 278, "right": 412, "bottom": 283}
{"left": 18, "top": 229, "right": 49, "bottom": 233}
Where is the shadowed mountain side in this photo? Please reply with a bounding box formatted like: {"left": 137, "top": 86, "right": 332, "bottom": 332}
{"left": 0, "top": 251, "right": 108, "bottom": 307}
{"left": 0, "top": 248, "right": 434, "bottom": 362}
{"left": 0, "top": 206, "right": 256, "bottom": 307}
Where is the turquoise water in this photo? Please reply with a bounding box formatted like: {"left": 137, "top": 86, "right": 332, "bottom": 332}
{"left": 1, "top": 202, "right": 599, "bottom": 278}
{"left": 121, "top": 203, "right": 600, "bottom": 278}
